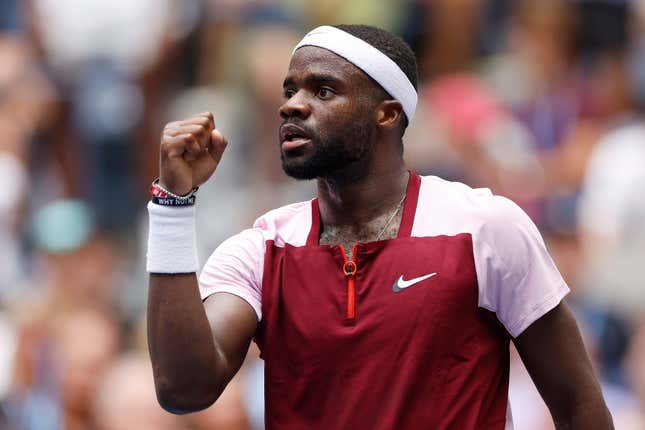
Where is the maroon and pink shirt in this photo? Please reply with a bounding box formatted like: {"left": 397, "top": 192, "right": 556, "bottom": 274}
{"left": 199, "top": 172, "right": 569, "bottom": 429}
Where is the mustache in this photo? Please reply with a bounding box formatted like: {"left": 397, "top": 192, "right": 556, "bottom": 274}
{"left": 280, "top": 120, "right": 314, "bottom": 137}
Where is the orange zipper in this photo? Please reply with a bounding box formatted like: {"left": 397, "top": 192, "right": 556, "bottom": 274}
{"left": 339, "top": 244, "right": 358, "bottom": 319}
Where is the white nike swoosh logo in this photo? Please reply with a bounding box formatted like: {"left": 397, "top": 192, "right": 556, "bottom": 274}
{"left": 392, "top": 273, "right": 437, "bottom": 292}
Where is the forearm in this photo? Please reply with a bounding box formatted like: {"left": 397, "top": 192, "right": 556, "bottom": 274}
{"left": 147, "top": 273, "right": 224, "bottom": 413}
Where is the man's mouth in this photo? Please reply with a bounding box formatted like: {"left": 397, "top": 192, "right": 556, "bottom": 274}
{"left": 280, "top": 124, "right": 311, "bottom": 151}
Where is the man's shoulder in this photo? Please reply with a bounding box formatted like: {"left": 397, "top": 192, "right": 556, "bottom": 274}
{"left": 251, "top": 200, "right": 314, "bottom": 247}
{"left": 419, "top": 175, "right": 493, "bottom": 204}
{"left": 415, "top": 175, "right": 531, "bottom": 236}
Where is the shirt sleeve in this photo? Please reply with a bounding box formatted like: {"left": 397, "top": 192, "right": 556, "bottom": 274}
{"left": 474, "top": 196, "right": 570, "bottom": 338}
{"left": 198, "top": 228, "right": 265, "bottom": 321}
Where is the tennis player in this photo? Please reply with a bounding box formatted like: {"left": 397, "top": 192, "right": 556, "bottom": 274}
{"left": 146, "top": 25, "right": 613, "bottom": 429}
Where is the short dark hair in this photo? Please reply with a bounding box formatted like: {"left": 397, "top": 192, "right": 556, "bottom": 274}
{"left": 333, "top": 24, "right": 418, "bottom": 128}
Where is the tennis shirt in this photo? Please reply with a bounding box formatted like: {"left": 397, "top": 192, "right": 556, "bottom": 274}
{"left": 199, "top": 172, "right": 569, "bottom": 429}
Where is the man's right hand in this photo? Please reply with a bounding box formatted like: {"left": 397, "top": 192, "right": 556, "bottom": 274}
{"left": 159, "top": 112, "right": 228, "bottom": 196}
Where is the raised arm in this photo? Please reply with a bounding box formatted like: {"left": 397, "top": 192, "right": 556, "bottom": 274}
{"left": 513, "top": 302, "right": 614, "bottom": 429}
{"left": 146, "top": 113, "right": 257, "bottom": 414}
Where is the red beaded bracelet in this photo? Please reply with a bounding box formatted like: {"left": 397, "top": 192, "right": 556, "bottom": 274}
{"left": 150, "top": 178, "right": 197, "bottom": 199}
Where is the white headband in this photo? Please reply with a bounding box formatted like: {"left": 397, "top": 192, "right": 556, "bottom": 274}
{"left": 293, "top": 25, "right": 417, "bottom": 122}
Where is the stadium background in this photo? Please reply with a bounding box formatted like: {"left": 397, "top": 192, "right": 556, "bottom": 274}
{"left": 0, "top": 0, "right": 644, "bottom": 428}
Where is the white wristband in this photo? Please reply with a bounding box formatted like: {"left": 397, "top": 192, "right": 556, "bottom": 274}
{"left": 146, "top": 201, "right": 198, "bottom": 273}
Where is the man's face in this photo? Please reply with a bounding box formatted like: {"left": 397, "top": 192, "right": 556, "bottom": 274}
{"left": 278, "top": 46, "right": 380, "bottom": 180}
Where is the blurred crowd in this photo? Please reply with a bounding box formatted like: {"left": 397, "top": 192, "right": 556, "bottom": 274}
{"left": 0, "top": 0, "right": 644, "bottom": 429}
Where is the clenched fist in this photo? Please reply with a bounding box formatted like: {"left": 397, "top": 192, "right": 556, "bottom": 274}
{"left": 159, "top": 112, "right": 228, "bottom": 196}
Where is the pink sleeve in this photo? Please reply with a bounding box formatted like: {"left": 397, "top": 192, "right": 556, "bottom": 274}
{"left": 474, "top": 197, "right": 569, "bottom": 338}
{"left": 198, "top": 228, "right": 265, "bottom": 320}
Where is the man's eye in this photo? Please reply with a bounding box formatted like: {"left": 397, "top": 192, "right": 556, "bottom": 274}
{"left": 284, "top": 89, "right": 296, "bottom": 98}
{"left": 318, "top": 88, "right": 334, "bottom": 99}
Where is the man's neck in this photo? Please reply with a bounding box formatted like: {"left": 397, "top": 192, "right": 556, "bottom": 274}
{"left": 316, "top": 160, "right": 409, "bottom": 229}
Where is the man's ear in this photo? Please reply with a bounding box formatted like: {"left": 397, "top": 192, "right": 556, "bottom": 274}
{"left": 376, "top": 100, "right": 404, "bottom": 130}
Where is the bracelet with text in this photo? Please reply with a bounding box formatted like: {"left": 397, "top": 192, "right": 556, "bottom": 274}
{"left": 150, "top": 178, "right": 197, "bottom": 206}
{"left": 151, "top": 195, "right": 196, "bottom": 206}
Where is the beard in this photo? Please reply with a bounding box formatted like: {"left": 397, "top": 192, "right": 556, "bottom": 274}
{"left": 280, "top": 116, "right": 373, "bottom": 180}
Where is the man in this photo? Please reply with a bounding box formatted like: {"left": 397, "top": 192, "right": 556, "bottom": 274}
{"left": 146, "top": 25, "right": 613, "bottom": 429}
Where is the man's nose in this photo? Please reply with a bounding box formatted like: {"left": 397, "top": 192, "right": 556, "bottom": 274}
{"left": 279, "top": 91, "right": 311, "bottom": 120}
